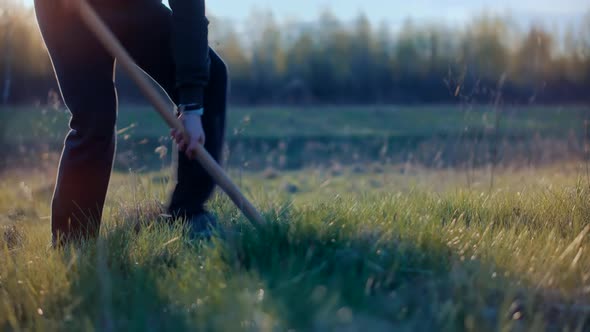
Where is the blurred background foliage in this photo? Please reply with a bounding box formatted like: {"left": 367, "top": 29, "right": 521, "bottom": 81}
{"left": 1, "top": 1, "right": 589, "bottom": 106}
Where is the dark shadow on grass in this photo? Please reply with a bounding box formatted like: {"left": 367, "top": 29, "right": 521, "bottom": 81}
{"left": 219, "top": 207, "right": 590, "bottom": 332}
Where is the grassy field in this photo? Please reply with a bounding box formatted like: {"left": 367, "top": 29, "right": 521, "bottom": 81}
{"left": 1, "top": 105, "right": 588, "bottom": 143}
{"left": 1, "top": 105, "right": 589, "bottom": 330}
{"left": 1, "top": 105, "right": 589, "bottom": 171}
{"left": 1, "top": 163, "right": 589, "bottom": 331}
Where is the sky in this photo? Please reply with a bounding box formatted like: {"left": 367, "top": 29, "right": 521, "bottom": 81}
{"left": 207, "top": 0, "right": 587, "bottom": 22}
{"left": 19, "top": 0, "right": 590, "bottom": 27}
{"left": 182, "top": 0, "right": 588, "bottom": 28}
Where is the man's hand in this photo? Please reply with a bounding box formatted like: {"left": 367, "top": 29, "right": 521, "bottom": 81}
{"left": 170, "top": 112, "right": 205, "bottom": 160}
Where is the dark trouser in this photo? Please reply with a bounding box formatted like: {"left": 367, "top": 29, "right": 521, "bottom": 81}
{"left": 34, "top": 1, "right": 227, "bottom": 244}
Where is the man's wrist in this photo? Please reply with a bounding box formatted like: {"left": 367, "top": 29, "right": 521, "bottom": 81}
{"left": 178, "top": 103, "right": 204, "bottom": 116}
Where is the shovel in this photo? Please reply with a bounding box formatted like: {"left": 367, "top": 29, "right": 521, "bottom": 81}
{"left": 65, "top": 0, "right": 266, "bottom": 230}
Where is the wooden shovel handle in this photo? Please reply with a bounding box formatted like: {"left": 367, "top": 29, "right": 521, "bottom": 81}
{"left": 70, "top": 0, "right": 266, "bottom": 228}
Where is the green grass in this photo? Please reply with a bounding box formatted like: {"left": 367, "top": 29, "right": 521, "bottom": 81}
{"left": 2, "top": 105, "right": 588, "bottom": 171}
{"left": 1, "top": 164, "right": 589, "bottom": 331}
{"left": 1, "top": 105, "right": 588, "bottom": 146}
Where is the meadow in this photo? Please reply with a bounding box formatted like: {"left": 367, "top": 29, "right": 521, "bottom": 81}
{"left": 1, "top": 104, "right": 588, "bottom": 171}
{"left": 1, "top": 105, "right": 590, "bottom": 331}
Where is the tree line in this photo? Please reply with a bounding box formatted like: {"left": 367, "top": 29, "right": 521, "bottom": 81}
{"left": 1, "top": 2, "right": 590, "bottom": 105}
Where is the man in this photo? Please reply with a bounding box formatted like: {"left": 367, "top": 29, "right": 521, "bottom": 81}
{"left": 35, "top": 0, "right": 226, "bottom": 245}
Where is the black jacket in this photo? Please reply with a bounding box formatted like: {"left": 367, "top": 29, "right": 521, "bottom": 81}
{"left": 168, "top": 0, "right": 209, "bottom": 105}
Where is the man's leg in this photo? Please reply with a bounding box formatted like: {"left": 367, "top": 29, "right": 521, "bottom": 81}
{"left": 120, "top": 4, "right": 228, "bottom": 220}
{"left": 168, "top": 51, "right": 228, "bottom": 219}
{"left": 35, "top": 1, "right": 117, "bottom": 245}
